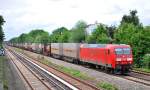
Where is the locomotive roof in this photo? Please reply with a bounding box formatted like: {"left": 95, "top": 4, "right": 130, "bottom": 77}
{"left": 81, "top": 44, "right": 106, "bottom": 48}
{"left": 80, "top": 44, "right": 129, "bottom": 48}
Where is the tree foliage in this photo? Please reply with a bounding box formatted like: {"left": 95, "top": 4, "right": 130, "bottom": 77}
{"left": 121, "top": 10, "right": 140, "bottom": 26}
{"left": 50, "top": 27, "right": 69, "bottom": 43}
{"left": 86, "top": 24, "right": 111, "bottom": 44}
{"left": 69, "top": 20, "right": 87, "bottom": 43}
{"left": 10, "top": 29, "right": 49, "bottom": 44}
{"left": 58, "top": 30, "right": 70, "bottom": 43}
{"left": 28, "top": 29, "right": 49, "bottom": 43}
{"left": 115, "top": 10, "right": 150, "bottom": 67}
{"left": 106, "top": 25, "right": 116, "bottom": 39}
{"left": 0, "top": 15, "right": 5, "bottom": 44}
{"left": 142, "top": 54, "right": 150, "bottom": 69}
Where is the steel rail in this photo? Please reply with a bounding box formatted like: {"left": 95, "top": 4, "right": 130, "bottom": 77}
{"left": 10, "top": 48, "right": 79, "bottom": 90}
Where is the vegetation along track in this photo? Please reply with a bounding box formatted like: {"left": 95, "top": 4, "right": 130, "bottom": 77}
{"left": 6, "top": 48, "right": 51, "bottom": 90}
{"left": 7, "top": 47, "right": 100, "bottom": 90}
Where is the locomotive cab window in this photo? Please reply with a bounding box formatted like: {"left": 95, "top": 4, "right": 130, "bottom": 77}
{"left": 123, "top": 48, "right": 131, "bottom": 54}
{"left": 115, "top": 48, "right": 123, "bottom": 54}
{"left": 115, "top": 48, "right": 131, "bottom": 55}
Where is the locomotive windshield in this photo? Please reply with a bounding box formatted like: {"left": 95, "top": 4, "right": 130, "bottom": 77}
{"left": 115, "top": 48, "right": 123, "bottom": 54}
{"left": 115, "top": 48, "right": 130, "bottom": 55}
{"left": 123, "top": 48, "right": 131, "bottom": 54}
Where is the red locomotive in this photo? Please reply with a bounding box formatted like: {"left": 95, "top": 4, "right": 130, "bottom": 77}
{"left": 9, "top": 43, "right": 133, "bottom": 74}
{"left": 80, "top": 44, "right": 133, "bottom": 74}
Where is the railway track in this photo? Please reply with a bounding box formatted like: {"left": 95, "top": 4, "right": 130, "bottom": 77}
{"left": 6, "top": 49, "right": 51, "bottom": 90}
{"left": 90, "top": 65, "right": 150, "bottom": 86}
{"left": 131, "top": 70, "right": 150, "bottom": 76}
{"left": 7, "top": 47, "right": 100, "bottom": 90}
{"left": 6, "top": 48, "right": 79, "bottom": 90}
{"left": 130, "top": 71, "right": 150, "bottom": 82}
{"left": 122, "top": 71, "right": 150, "bottom": 86}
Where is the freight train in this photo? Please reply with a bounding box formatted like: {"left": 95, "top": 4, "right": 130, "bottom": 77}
{"left": 8, "top": 43, "right": 133, "bottom": 74}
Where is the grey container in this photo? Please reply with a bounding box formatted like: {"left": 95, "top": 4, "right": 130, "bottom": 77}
{"left": 38, "top": 43, "right": 44, "bottom": 53}
{"left": 24, "top": 43, "right": 28, "bottom": 49}
{"left": 51, "top": 43, "right": 63, "bottom": 56}
{"left": 31, "top": 43, "right": 36, "bottom": 51}
{"left": 33, "top": 43, "right": 44, "bottom": 53}
{"left": 62, "top": 43, "right": 80, "bottom": 59}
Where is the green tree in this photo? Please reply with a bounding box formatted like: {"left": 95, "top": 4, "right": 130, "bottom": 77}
{"left": 49, "top": 34, "right": 60, "bottom": 43}
{"left": 0, "top": 15, "right": 5, "bottom": 44}
{"left": 121, "top": 10, "right": 140, "bottom": 26}
{"left": 24, "top": 34, "right": 34, "bottom": 43}
{"left": 86, "top": 24, "right": 111, "bottom": 44}
{"left": 69, "top": 20, "right": 87, "bottom": 43}
{"left": 50, "top": 27, "right": 69, "bottom": 43}
{"left": 58, "top": 30, "right": 70, "bottom": 43}
{"left": 29, "top": 29, "right": 49, "bottom": 43}
{"left": 18, "top": 33, "right": 28, "bottom": 43}
{"left": 10, "top": 37, "right": 19, "bottom": 43}
{"left": 106, "top": 25, "right": 116, "bottom": 40}
{"left": 0, "top": 15, "right": 5, "bottom": 26}
{"left": 142, "top": 54, "right": 150, "bottom": 69}
{"left": 141, "top": 26, "right": 150, "bottom": 54}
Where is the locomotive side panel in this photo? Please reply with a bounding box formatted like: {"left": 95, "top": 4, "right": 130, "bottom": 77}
{"left": 80, "top": 44, "right": 111, "bottom": 67}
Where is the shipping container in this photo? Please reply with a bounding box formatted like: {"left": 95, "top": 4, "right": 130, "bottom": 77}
{"left": 62, "top": 43, "right": 80, "bottom": 61}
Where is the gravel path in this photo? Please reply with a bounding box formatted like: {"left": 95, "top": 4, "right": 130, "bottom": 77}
{"left": 19, "top": 49, "right": 150, "bottom": 90}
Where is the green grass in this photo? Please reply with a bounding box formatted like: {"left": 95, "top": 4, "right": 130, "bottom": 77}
{"left": 0, "top": 56, "right": 8, "bottom": 90}
{"left": 96, "top": 82, "right": 118, "bottom": 90}
{"left": 0, "top": 57, "right": 4, "bottom": 81}
{"left": 57, "top": 65, "right": 94, "bottom": 80}
{"left": 14, "top": 48, "right": 23, "bottom": 52}
{"left": 38, "top": 58, "right": 94, "bottom": 80}
{"left": 133, "top": 68, "right": 150, "bottom": 73}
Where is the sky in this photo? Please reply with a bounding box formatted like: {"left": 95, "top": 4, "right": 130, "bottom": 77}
{"left": 0, "top": 0, "right": 150, "bottom": 41}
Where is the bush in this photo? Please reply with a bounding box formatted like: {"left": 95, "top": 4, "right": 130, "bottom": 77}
{"left": 142, "top": 54, "right": 150, "bottom": 69}
{"left": 96, "top": 82, "right": 118, "bottom": 90}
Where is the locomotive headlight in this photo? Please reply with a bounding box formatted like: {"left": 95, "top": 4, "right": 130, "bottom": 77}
{"left": 127, "top": 58, "right": 132, "bottom": 61}
{"left": 116, "top": 58, "right": 121, "bottom": 61}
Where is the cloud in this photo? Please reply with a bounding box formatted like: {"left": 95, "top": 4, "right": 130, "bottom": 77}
{"left": 0, "top": 0, "right": 150, "bottom": 40}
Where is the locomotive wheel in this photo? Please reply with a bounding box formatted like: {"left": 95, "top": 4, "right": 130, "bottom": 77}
{"left": 111, "top": 69, "right": 115, "bottom": 74}
{"left": 97, "top": 65, "right": 102, "bottom": 69}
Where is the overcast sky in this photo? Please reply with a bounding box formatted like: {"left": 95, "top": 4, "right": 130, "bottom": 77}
{"left": 0, "top": 0, "right": 150, "bottom": 40}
